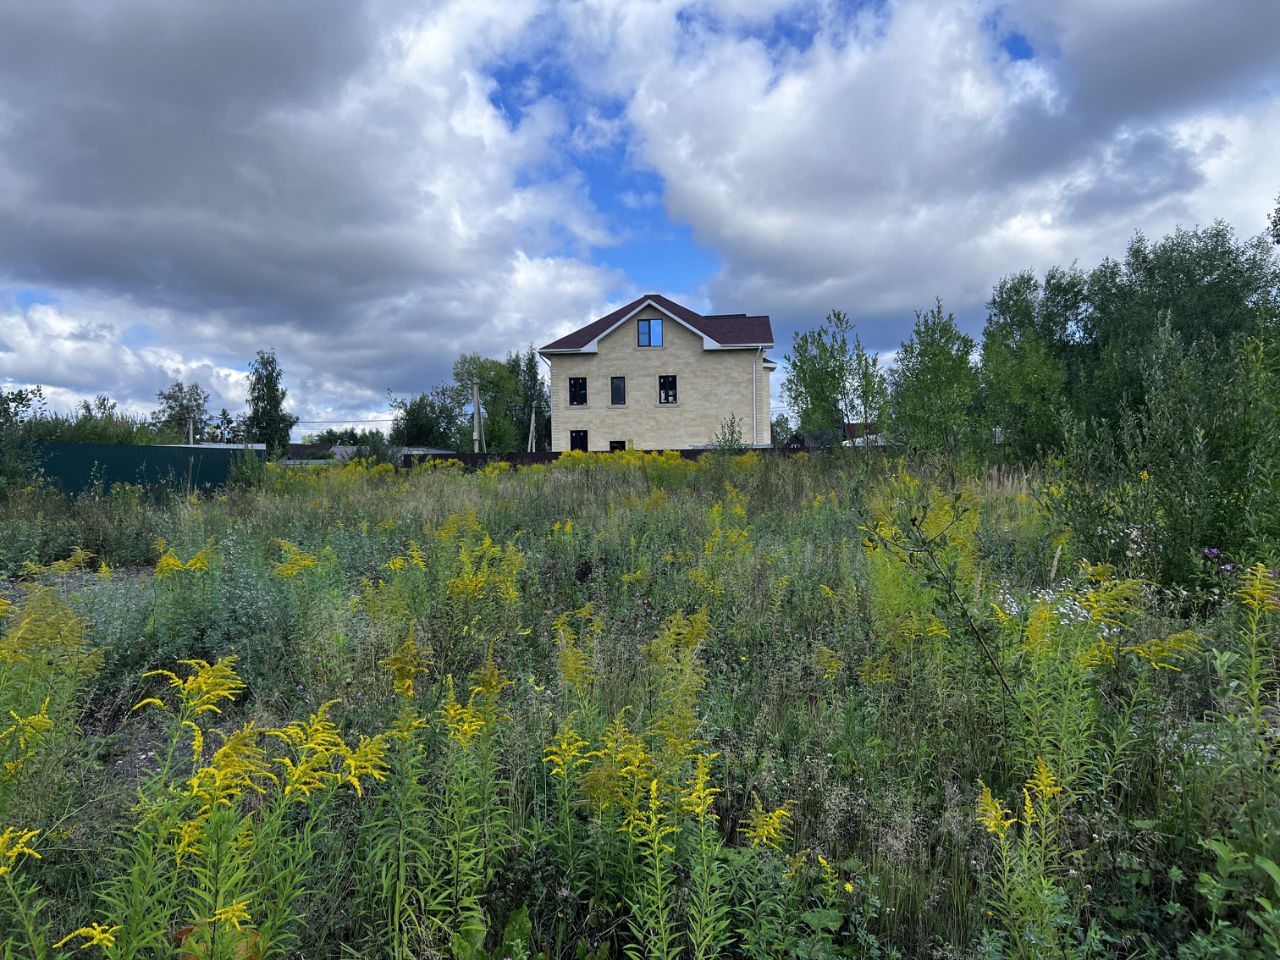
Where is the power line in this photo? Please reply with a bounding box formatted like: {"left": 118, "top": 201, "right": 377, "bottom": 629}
{"left": 290, "top": 417, "right": 397, "bottom": 424}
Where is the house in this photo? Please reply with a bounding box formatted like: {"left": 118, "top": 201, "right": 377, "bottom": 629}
{"left": 538, "top": 294, "right": 776, "bottom": 452}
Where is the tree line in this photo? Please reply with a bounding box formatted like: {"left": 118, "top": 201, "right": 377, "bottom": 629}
{"left": 782, "top": 217, "right": 1280, "bottom": 584}
{"left": 310, "top": 348, "right": 549, "bottom": 454}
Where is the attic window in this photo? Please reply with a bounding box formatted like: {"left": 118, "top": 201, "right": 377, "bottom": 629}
{"left": 637, "top": 317, "right": 663, "bottom": 347}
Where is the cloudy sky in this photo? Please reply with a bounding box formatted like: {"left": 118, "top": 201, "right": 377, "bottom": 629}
{"left": 2, "top": 0, "right": 1278, "bottom": 430}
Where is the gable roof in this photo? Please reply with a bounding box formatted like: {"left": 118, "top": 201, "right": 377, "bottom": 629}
{"left": 539, "top": 293, "right": 773, "bottom": 353}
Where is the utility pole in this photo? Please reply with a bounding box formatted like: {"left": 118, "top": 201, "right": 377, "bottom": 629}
{"left": 527, "top": 407, "right": 536, "bottom": 453}
{"left": 188, "top": 418, "right": 194, "bottom": 445}
{"left": 472, "top": 382, "right": 486, "bottom": 453}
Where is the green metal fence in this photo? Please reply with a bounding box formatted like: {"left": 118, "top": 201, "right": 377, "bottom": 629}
{"left": 36, "top": 442, "right": 263, "bottom": 494}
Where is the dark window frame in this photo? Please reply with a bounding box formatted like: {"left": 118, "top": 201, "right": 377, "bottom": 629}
{"left": 569, "top": 429, "right": 589, "bottom": 451}
{"left": 610, "top": 376, "right": 626, "bottom": 406}
{"left": 609, "top": 440, "right": 627, "bottom": 452}
{"left": 568, "top": 376, "right": 587, "bottom": 406}
{"left": 658, "top": 374, "right": 678, "bottom": 405}
{"left": 637, "top": 317, "right": 664, "bottom": 347}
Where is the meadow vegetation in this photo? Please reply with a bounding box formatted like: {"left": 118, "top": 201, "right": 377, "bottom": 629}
{"left": 1, "top": 449, "right": 1277, "bottom": 959}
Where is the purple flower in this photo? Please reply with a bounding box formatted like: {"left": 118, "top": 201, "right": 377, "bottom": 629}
{"left": 1203, "top": 547, "right": 1222, "bottom": 562}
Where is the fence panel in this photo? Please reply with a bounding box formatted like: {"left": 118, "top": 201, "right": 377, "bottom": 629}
{"left": 36, "top": 442, "right": 261, "bottom": 494}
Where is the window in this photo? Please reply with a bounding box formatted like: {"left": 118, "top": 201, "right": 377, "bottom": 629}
{"left": 610, "top": 376, "right": 626, "bottom": 405}
{"left": 637, "top": 317, "right": 663, "bottom": 347}
{"left": 609, "top": 440, "right": 627, "bottom": 452}
{"left": 568, "top": 377, "right": 587, "bottom": 406}
{"left": 570, "top": 430, "right": 589, "bottom": 451}
{"left": 658, "top": 374, "right": 677, "bottom": 404}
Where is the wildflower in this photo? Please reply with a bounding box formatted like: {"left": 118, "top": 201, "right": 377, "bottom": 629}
{"left": 271, "top": 539, "right": 318, "bottom": 579}
{"left": 440, "top": 675, "right": 484, "bottom": 745}
{"left": 0, "top": 826, "right": 41, "bottom": 877}
{"left": 381, "top": 626, "right": 431, "bottom": 698}
{"left": 96, "top": 561, "right": 112, "bottom": 580}
{"left": 1, "top": 698, "right": 54, "bottom": 778}
{"left": 54, "top": 922, "right": 121, "bottom": 949}
{"left": 543, "top": 717, "right": 591, "bottom": 779}
{"left": 814, "top": 645, "right": 844, "bottom": 683}
{"left": 209, "top": 899, "right": 253, "bottom": 931}
{"left": 1124, "top": 630, "right": 1198, "bottom": 671}
{"left": 344, "top": 735, "right": 390, "bottom": 796}
{"left": 679, "top": 753, "right": 720, "bottom": 821}
{"left": 1021, "top": 789, "right": 1037, "bottom": 826}
{"left": 0, "top": 596, "right": 12, "bottom": 619}
{"left": 139, "top": 657, "right": 246, "bottom": 715}
{"left": 271, "top": 702, "right": 346, "bottom": 800}
{"left": 188, "top": 724, "right": 276, "bottom": 812}
{"left": 1138, "top": 470, "right": 1150, "bottom": 483}
{"left": 1027, "top": 759, "right": 1062, "bottom": 801}
{"left": 976, "top": 782, "right": 1015, "bottom": 840}
{"left": 1235, "top": 563, "right": 1279, "bottom": 612}
{"left": 742, "top": 794, "right": 791, "bottom": 850}
{"left": 843, "top": 881, "right": 854, "bottom": 894}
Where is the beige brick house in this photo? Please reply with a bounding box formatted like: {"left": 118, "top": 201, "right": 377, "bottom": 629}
{"left": 539, "top": 294, "right": 776, "bottom": 452}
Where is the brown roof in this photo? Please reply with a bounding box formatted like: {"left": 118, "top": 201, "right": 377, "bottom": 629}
{"left": 540, "top": 293, "right": 773, "bottom": 352}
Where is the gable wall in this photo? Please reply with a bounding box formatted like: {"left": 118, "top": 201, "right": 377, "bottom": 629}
{"left": 546, "top": 305, "right": 772, "bottom": 451}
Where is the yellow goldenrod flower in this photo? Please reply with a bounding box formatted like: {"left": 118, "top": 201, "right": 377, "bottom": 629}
{"left": 154, "top": 550, "right": 187, "bottom": 579}
{"left": 544, "top": 717, "right": 591, "bottom": 780}
{"left": 1079, "top": 639, "right": 1117, "bottom": 670}
{"left": 270, "top": 702, "right": 346, "bottom": 800}
{"left": 976, "top": 782, "right": 1015, "bottom": 840}
{"left": 271, "top": 539, "right": 318, "bottom": 579}
{"left": 405, "top": 540, "right": 428, "bottom": 570}
{"left": 1023, "top": 602, "right": 1054, "bottom": 654}
{"left": 54, "top": 922, "right": 120, "bottom": 950}
{"left": 141, "top": 657, "right": 245, "bottom": 715}
{"left": 182, "top": 720, "right": 205, "bottom": 766}
{"left": 1124, "top": 630, "right": 1198, "bottom": 671}
{"left": 381, "top": 627, "right": 431, "bottom": 698}
{"left": 1021, "top": 788, "right": 1037, "bottom": 826}
{"left": 188, "top": 723, "right": 276, "bottom": 812}
{"left": 0, "top": 596, "right": 13, "bottom": 619}
{"left": 679, "top": 752, "right": 719, "bottom": 820}
{"left": 0, "top": 826, "right": 41, "bottom": 877}
{"left": 344, "top": 734, "right": 390, "bottom": 796}
{"left": 209, "top": 899, "right": 253, "bottom": 931}
{"left": 1027, "top": 758, "right": 1063, "bottom": 801}
{"left": 844, "top": 881, "right": 854, "bottom": 894}
{"left": 440, "top": 675, "right": 484, "bottom": 745}
{"left": 1235, "top": 563, "right": 1279, "bottom": 612}
{"left": 96, "top": 561, "right": 112, "bottom": 580}
{"left": 857, "top": 654, "right": 895, "bottom": 685}
{"left": 815, "top": 645, "right": 844, "bottom": 682}
{"left": 742, "top": 794, "right": 792, "bottom": 850}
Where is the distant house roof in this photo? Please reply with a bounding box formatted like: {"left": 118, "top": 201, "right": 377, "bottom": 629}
{"left": 540, "top": 294, "right": 774, "bottom": 354}
{"left": 842, "top": 421, "right": 880, "bottom": 440}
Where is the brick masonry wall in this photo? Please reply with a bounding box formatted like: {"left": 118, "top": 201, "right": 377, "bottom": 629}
{"left": 546, "top": 305, "right": 772, "bottom": 451}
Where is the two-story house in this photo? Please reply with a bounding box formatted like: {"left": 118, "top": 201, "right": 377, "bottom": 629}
{"left": 539, "top": 294, "right": 776, "bottom": 452}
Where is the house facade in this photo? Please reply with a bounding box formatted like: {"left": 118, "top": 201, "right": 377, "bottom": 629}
{"left": 539, "top": 294, "right": 775, "bottom": 452}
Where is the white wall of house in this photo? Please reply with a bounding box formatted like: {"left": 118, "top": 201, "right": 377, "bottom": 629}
{"left": 546, "top": 305, "right": 772, "bottom": 451}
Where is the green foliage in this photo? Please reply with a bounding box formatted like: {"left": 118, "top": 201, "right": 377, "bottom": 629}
{"left": 0, "top": 442, "right": 1277, "bottom": 958}
{"left": 0, "top": 386, "right": 44, "bottom": 494}
{"left": 153, "top": 381, "right": 211, "bottom": 441}
{"left": 980, "top": 273, "right": 1069, "bottom": 461}
{"left": 244, "top": 349, "right": 299, "bottom": 457}
{"left": 390, "top": 386, "right": 462, "bottom": 450}
{"left": 889, "top": 299, "right": 978, "bottom": 454}
{"left": 782, "top": 309, "right": 854, "bottom": 443}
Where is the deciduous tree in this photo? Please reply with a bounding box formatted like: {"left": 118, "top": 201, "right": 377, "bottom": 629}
{"left": 243, "top": 350, "right": 298, "bottom": 456}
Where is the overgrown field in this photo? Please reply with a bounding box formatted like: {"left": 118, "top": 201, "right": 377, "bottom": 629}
{"left": 1, "top": 451, "right": 1277, "bottom": 959}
